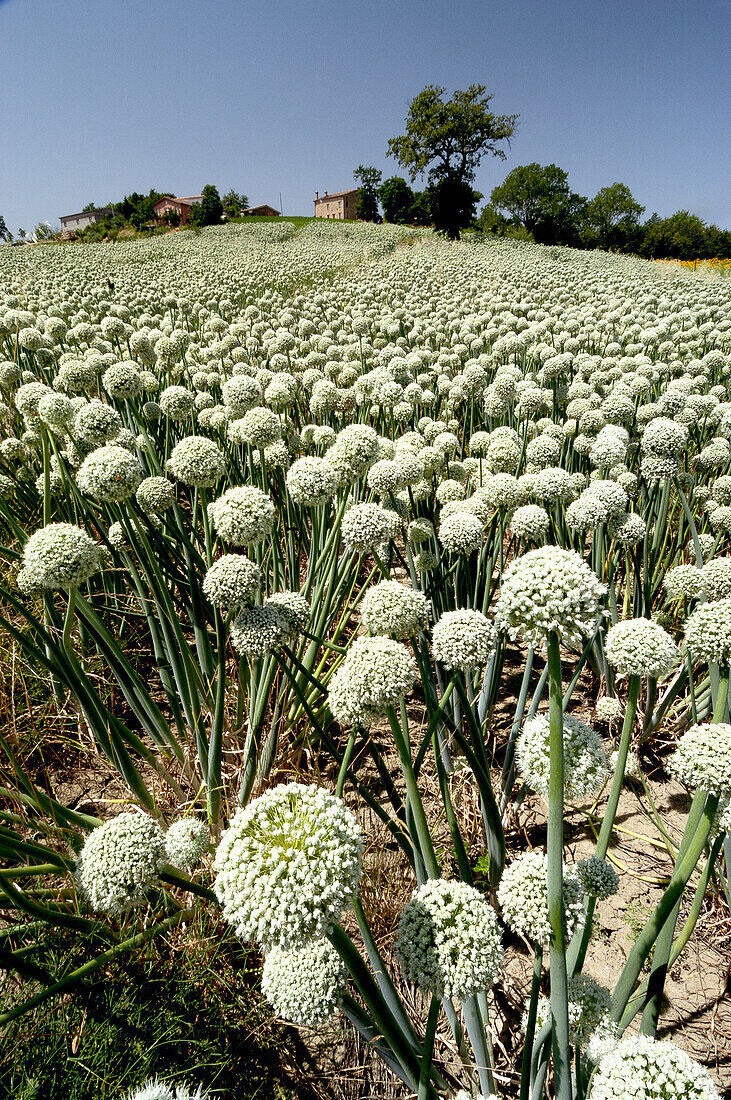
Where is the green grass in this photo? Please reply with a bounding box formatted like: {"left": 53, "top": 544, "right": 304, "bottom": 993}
{"left": 0, "top": 914, "right": 303, "bottom": 1100}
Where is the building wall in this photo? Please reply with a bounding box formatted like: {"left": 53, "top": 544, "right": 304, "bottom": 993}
{"left": 314, "top": 191, "right": 359, "bottom": 220}
{"left": 154, "top": 200, "right": 192, "bottom": 224}
{"left": 60, "top": 211, "right": 105, "bottom": 231}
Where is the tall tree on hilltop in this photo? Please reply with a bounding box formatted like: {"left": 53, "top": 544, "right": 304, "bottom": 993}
{"left": 387, "top": 84, "right": 518, "bottom": 238}
{"left": 353, "top": 166, "right": 382, "bottom": 221}
{"left": 490, "top": 163, "right": 586, "bottom": 246}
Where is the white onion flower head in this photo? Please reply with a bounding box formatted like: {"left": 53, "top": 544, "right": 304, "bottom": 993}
{"left": 496, "top": 546, "right": 606, "bottom": 649}
{"left": 668, "top": 723, "right": 731, "bottom": 799}
{"left": 609, "top": 747, "right": 641, "bottom": 780}
{"left": 497, "top": 850, "right": 584, "bottom": 945}
{"left": 286, "top": 456, "right": 337, "bottom": 506}
{"left": 167, "top": 436, "right": 225, "bottom": 488}
{"left": 576, "top": 856, "right": 619, "bottom": 899}
{"left": 136, "top": 476, "right": 175, "bottom": 514}
{"left": 261, "top": 938, "right": 348, "bottom": 1026}
{"left": 361, "top": 580, "right": 429, "bottom": 639}
{"left": 589, "top": 1034, "right": 719, "bottom": 1100}
{"left": 207, "top": 486, "right": 276, "bottom": 546}
{"left": 528, "top": 973, "right": 613, "bottom": 1048}
{"left": 18, "top": 522, "right": 102, "bottom": 593}
{"left": 595, "top": 696, "right": 623, "bottom": 723}
{"left": 517, "top": 714, "right": 610, "bottom": 801}
{"left": 202, "top": 554, "right": 261, "bottom": 612}
{"left": 685, "top": 599, "right": 731, "bottom": 665}
{"left": 125, "top": 1079, "right": 209, "bottom": 1100}
{"left": 341, "top": 502, "right": 397, "bottom": 553}
{"left": 164, "top": 817, "right": 209, "bottom": 871}
{"left": 213, "top": 783, "right": 362, "bottom": 950}
{"left": 509, "top": 504, "right": 550, "bottom": 542}
{"left": 664, "top": 564, "right": 704, "bottom": 601}
{"left": 396, "top": 879, "right": 503, "bottom": 1002}
{"left": 328, "top": 635, "right": 417, "bottom": 727}
{"left": 76, "top": 811, "right": 166, "bottom": 916}
{"left": 605, "top": 618, "right": 679, "bottom": 678}
{"left": 432, "top": 609, "right": 495, "bottom": 670}
{"left": 439, "top": 511, "right": 484, "bottom": 555}
{"left": 230, "top": 602, "right": 299, "bottom": 659}
{"left": 701, "top": 558, "right": 731, "bottom": 601}
{"left": 77, "top": 445, "right": 143, "bottom": 502}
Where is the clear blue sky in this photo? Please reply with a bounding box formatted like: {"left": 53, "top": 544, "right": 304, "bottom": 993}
{"left": 1, "top": 0, "right": 729, "bottom": 234}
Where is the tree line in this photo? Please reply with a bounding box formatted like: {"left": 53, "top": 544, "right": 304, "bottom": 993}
{"left": 350, "top": 84, "right": 729, "bottom": 259}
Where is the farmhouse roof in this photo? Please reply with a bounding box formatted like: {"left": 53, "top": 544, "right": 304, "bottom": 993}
{"left": 60, "top": 206, "right": 114, "bottom": 222}
{"left": 314, "top": 189, "right": 360, "bottom": 203}
{"left": 152, "top": 195, "right": 204, "bottom": 209}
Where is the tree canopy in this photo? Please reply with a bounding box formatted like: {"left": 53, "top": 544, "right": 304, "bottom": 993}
{"left": 387, "top": 84, "right": 518, "bottom": 185}
{"left": 222, "top": 190, "right": 249, "bottom": 219}
{"left": 387, "top": 84, "right": 517, "bottom": 239}
{"left": 490, "top": 163, "right": 586, "bottom": 245}
{"left": 379, "top": 177, "right": 416, "bottom": 224}
{"left": 353, "top": 166, "right": 382, "bottom": 221}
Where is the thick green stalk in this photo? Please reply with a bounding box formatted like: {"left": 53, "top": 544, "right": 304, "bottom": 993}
{"left": 417, "top": 996, "right": 441, "bottom": 1100}
{"left": 520, "top": 944, "right": 543, "bottom": 1100}
{"left": 611, "top": 792, "right": 719, "bottom": 1023}
{"left": 546, "top": 632, "right": 572, "bottom": 1100}
{"left": 639, "top": 667, "right": 729, "bottom": 1034}
{"left": 387, "top": 706, "right": 440, "bottom": 880}
{"left": 569, "top": 673, "right": 641, "bottom": 976}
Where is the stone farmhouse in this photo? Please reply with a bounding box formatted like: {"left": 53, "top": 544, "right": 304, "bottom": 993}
{"left": 314, "top": 189, "right": 359, "bottom": 219}
{"left": 242, "top": 204, "right": 280, "bottom": 217}
{"left": 59, "top": 206, "right": 114, "bottom": 237}
{"left": 152, "top": 195, "right": 204, "bottom": 224}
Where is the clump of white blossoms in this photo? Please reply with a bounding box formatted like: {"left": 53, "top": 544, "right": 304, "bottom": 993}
{"left": 18, "top": 522, "right": 103, "bottom": 593}
{"left": 431, "top": 608, "right": 495, "bottom": 670}
{"left": 497, "top": 850, "right": 584, "bottom": 945}
{"left": 286, "top": 455, "right": 337, "bottom": 506}
{"left": 605, "top": 617, "right": 679, "bottom": 679}
{"left": 76, "top": 445, "right": 143, "bottom": 502}
{"left": 136, "top": 475, "right": 176, "bottom": 514}
{"left": 684, "top": 599, "right": 731, "bottom": 665}
{"left": 341, "top": 502, "right": 398, "bottom": 553}
{"left": 609, "top": 746, "right": 641, "bottom": 779}
{"left": 261, "top": 937, "right": 348, "bottom": 1026}
{"left": 589, "top": 1034, "right": 720, "bottom": 1100}
{"left": 595, "top": 695, "right": 623, "bottom": 723}
{"left": 439, "top": 511, "right": 484, "bottom": 555}
{"left": 667, "top": 723, "right": 731, "bottom": 799}
{"left": 496, "top": 546, "right": 606, "bottom": 649}
{"left": 517, "top": 713, "right": 610, "bottom": 801}
{"left": 361, "top": 580, "right": 429, "bottom": 639}
{"left": 166, "top": 436, "right": 225, "bottom": 488}
{"left": 528, "top": 973, "right": 614, "bottom": 1048}
{"left": 202, "top": 554, "right": 262, "bottom": 612}
{"left": 509, "top": 504, "right": 550, "bottom": 542}
{"left": 213, "top": 783, "right": 362, "bottom": 950}
{"left": 328, "top": 636, "right": 417, "bottom": 727}
{"left": 75, "top": 811, "right": 166, "bottom": 916}
{"left": 125, "top": 1080, "right": 209, "bottom": 1100}
{"left": 701, "top": 557, "right": 731, "bottom": 601}
{"left": 664, "top": 564, "right": 704, "bottom": 602}
{"left": 396, "top": 879, "right": 503, "bottom": 1002}
{"left": 230, "top": 598, "right": 304, "bottom": 659}
{"left": 207, "top": 486, "right": 276, "bottom": 546}
{"left": 576, "top": 855, "right": 619, "bottom": 899}
{"left": 164, "top": 817, "right": 209, "bottom": 872}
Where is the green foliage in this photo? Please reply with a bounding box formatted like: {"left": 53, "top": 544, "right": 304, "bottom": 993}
{"left": 427, "top": 178, "right": 482, "bottom": 240}
{"left": 33, "top": 222, "right": 58, "bottom": 241}
{"left": 190, "top": 186, "right": 225, "bottom": 228}
{"left": 584, "top": 182, "right": 645, "bottom": 251}
{"left": 222, "top": 189, "right": 249, "bottom": 219}
{"left": 490, "top": 163, "right": 586, "bottom": 246}
{"left": 638, "top": 209, "right": 731, "bottom": 260}
{"left": 387, "top": 84, "right": 517, "bottom": 185}
{"left": 0, "top": 921, "right": 298, "bottom": 1100}
{"left": 354, "top": 166, "right": 382, "bottom": 222}
{"left": 387, "top": 84, "right": 516, "bottom": 239}
{"left": 379, "top": 177, "right": 416, "bottom": 224}
{"left": 0, "top": 214, "right": 10, "bottom": 242}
